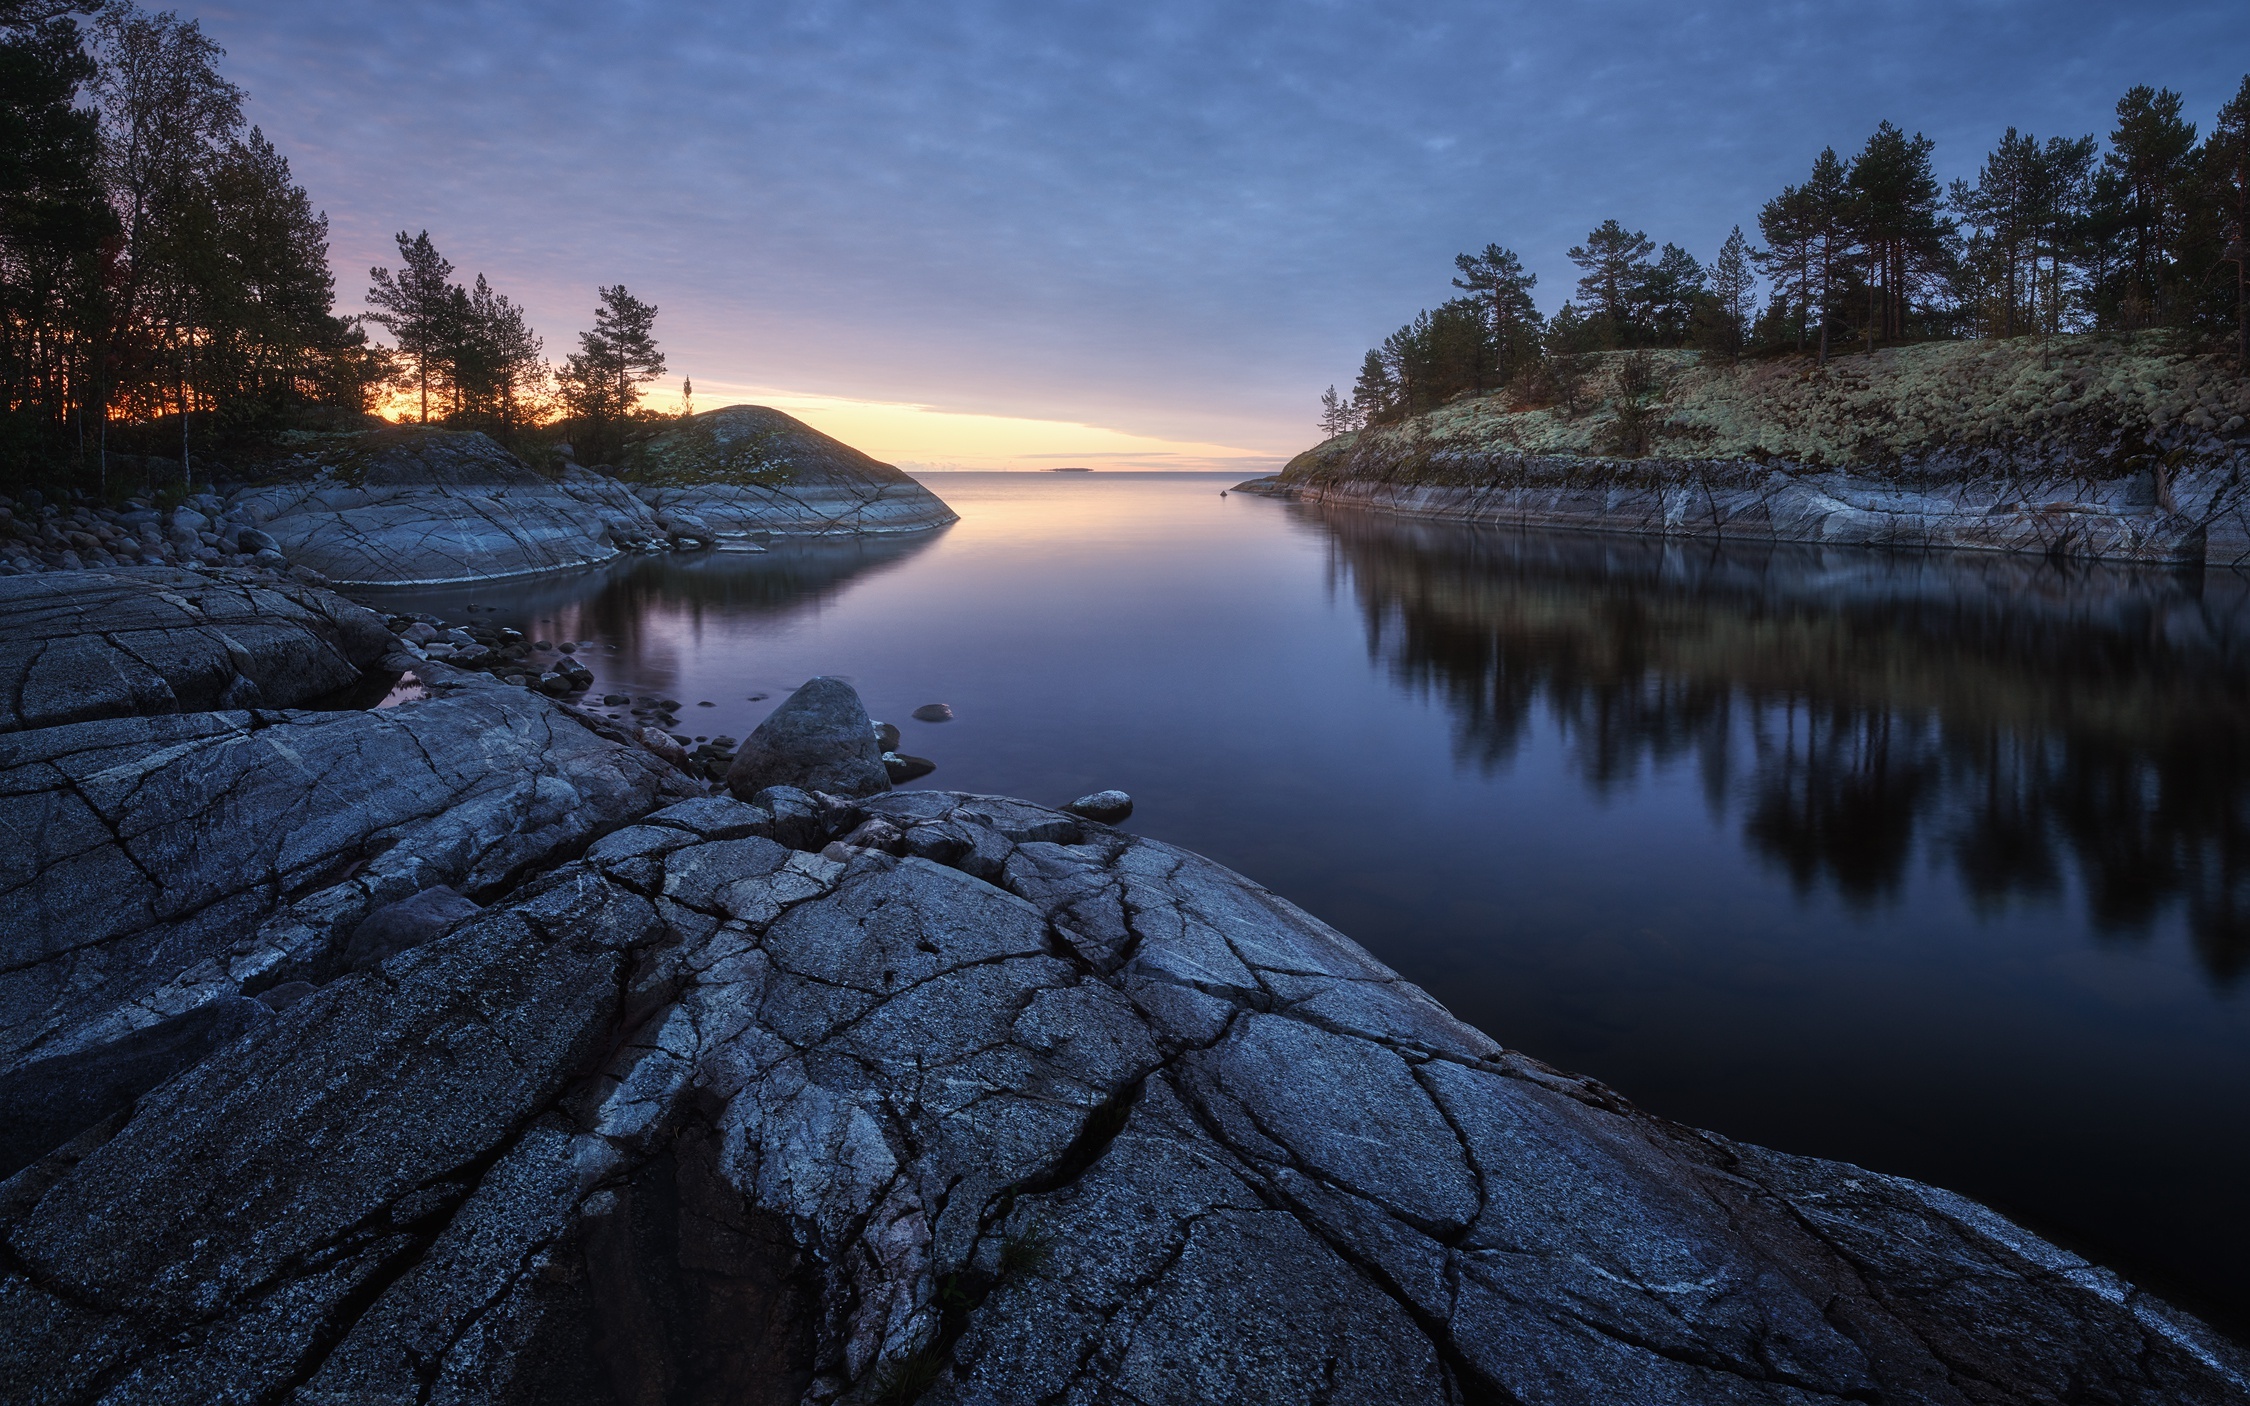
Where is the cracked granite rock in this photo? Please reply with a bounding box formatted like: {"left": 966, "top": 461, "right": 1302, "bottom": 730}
{"left": 229, "top": 429, "right": 667, "bottom": 586}
{"left": 0, "top": 568, "right": 394, "bottom": 731}
{"left": 0, "top": 664, "right": 700, "bottom": 1078}
{"left": 627, "top": 405, "right": 960, "bottom": 543}
{"left": 3, "top": 781, "right": 2243, "bottom": 1404}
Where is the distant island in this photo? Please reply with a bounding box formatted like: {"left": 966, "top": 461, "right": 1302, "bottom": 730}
{"left": 1051, "top": 465, "right": 1092, "bottom": 472}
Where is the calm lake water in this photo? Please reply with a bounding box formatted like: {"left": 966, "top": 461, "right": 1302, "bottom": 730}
{"left": 372, "top": 470, "right": 2250, "bottom": 1333}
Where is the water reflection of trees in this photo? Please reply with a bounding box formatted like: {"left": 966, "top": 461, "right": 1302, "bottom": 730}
{"left": 1321, "top": 512, "right": 2250, "bottom": 983}
{"left": 360, "top": 532, "right": 944, "bottom": 694}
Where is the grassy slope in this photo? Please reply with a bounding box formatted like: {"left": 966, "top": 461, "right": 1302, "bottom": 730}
{"left": 1284, "top": 334, "right": 2250, "bottom": 482}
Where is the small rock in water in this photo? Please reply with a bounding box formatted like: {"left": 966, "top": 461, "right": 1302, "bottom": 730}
{"left": 747, "top": 692, "right": 768, "bottom": 701}
{"left": 558, "top": 641, "right": 576, "bottom": 653}
{"left": 638, "top": 727, "right": 691, "bottom": 768}
{"left": 911, "top": 702, "right": 954, "bottom": 722}
{"left": 602, "top": 693, "right": 628, "bottom": 705}
{"left": 883, "top": 752, "right": 936, "bottom": 783}
{"left": 872, "top": 720, "right": 901, "bottom": 752}
{"left": 1064, "top": 789, "right": 1133, "bottom": 823}
{"left": 697, "top": 700, "right": 714, "bottom": 707}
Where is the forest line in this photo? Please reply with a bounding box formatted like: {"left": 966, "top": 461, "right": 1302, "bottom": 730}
{"left": 1326, "top": 80, "right": 2250, "bottom": 435}
{"left": 0, "top": 1, "right": 677, "bottom": 493}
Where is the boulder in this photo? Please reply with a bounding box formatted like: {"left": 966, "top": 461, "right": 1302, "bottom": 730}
{"left": 0, "top": 788, "right": 2241, "bottom": 1403}
{"left": 625, "top": 405, "right": 957, "bottom": 541}
{"left": 725, "top": 676, "right": 893, "bottom": 800}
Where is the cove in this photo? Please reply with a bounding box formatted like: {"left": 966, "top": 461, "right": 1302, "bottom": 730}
{"left": 368, "top": 468, "right": 2250, "bottom": 1333}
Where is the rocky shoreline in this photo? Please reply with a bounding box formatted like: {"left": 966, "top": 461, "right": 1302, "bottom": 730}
{"left": 1236, "top": 452, "right": 2235, "bottom": 564}
{"left": 1258, "top": 340, "right": 2250, "bottom": 567}
{"left": 2, "top": 564, "right": 2247, "bottom": 1403}
{"left": 2, "top": 407, "right": 958, "bottom": 591}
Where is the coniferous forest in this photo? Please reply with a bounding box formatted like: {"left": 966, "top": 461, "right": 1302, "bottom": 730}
{"left": 0, "top": 0, "right": 670, "bottom": 493}
{"left": 1327, "top": 82, "right": 2250, "bottom": 433}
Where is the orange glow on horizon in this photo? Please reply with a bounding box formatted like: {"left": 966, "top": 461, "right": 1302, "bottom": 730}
{"left": 367, "top": 382, "right": 1280, "bottom": 472}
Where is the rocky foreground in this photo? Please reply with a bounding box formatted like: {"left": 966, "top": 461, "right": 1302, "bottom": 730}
{"left": 1, "top": 569, "right": 2246, "bottom": 1404}
{"left": 1256, "top": 337, "right": 2250, "bottom": 567}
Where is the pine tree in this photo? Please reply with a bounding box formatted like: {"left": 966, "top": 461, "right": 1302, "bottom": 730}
{"left": 1638, "top": 243, "right": 1705, "bottom": 346}
{"left": 1450, "top": 243, "right": 1541, "bottom": 377}
{"left": 1, "top": 2, "right": 117, "bottom": 473}
{"left": 365, "top": 231, "right": 456, "bottom": 423}
{"left": 1754, "top": 185, "right": 1816, "bottom": 351}
{"left": 1848, "top": 122, "right": 1951, "bottom": 346}
{"left": 559, "top": 284, "right": 664, "bottom": 457}
{"left": 457, "top": 273, "right": 543, "bottom": 437}
{"left": 93, "top": 2, "right": 244, "bottom": 481}
{"left": 2101, "top": 86, "right": 2199, "bottom": 323}
{"left": 196, "top": 127, "right": 343, "bottom": 418}
{"left": 1567, "top": 220, "right": 1655, "bottom": 344}
{"left": 2205, "top": 76, "right": 2250, "bottom": 367}
{"left": 1797, "top": 148, "right": 1856, "bottom": 363}
{"left": 681, "top": 376, "right": 693, "bottom": 419}
{"left": 1954, "top": 129, "right": 2041, "bottom": 337}
{"left": 2033, "top": 135, "right": 2098, "bottom": 334}
{"left": 1349, "top": 348, "right": 1396, "bottom": 425}
{"left": 1706, "top": 227, "right": 1757, "bottom": 359}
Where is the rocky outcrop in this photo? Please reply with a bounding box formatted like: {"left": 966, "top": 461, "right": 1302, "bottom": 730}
{"left": 3, "top": 780, "right": 2245, "bottom": 1403}
{"left": 625, "top": 405, "right": 959, "bottom": 541}
{"left": 229, "top": 428, "right": 665, "bottom": 586}
{"left": 1261, "top": 338, "right": 2250, "bottom": 566}
{"left": 1243, "top": 455, "right": 2223, "bottom": 563}
{"left": 0, "top": 568, "right": 393, "bottom": 731}
{"left": 0, "top": 650, "right": 699, "bottom": 1078}
{"left": 1, "top": 574, "right": 2245, "bottom": 1403}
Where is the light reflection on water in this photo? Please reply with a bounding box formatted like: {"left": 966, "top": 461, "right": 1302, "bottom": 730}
{"left": 364, "top": 471, "right": 2250, "bottom": 1334}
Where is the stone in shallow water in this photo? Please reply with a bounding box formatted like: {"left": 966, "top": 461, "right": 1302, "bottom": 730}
{"left": 725, "top": 676, "right": 892, "bottom": 800}
{"left": 883, "top": 752, "right": 936, "bottom": 783}
{"left": 1064, "top": 788, "right": 1133, "bottom": 822}
{"left": 912, "top": 702, "right": 954, "bottom": 722}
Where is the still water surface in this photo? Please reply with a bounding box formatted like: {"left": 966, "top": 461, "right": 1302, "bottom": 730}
{"left": 375, "top": 471, "right": 2250, "bottom": 1332}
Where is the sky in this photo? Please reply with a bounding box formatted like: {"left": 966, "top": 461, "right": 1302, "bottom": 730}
{"left": 196, "top": 0, "right": 2248, "bottom": 470}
